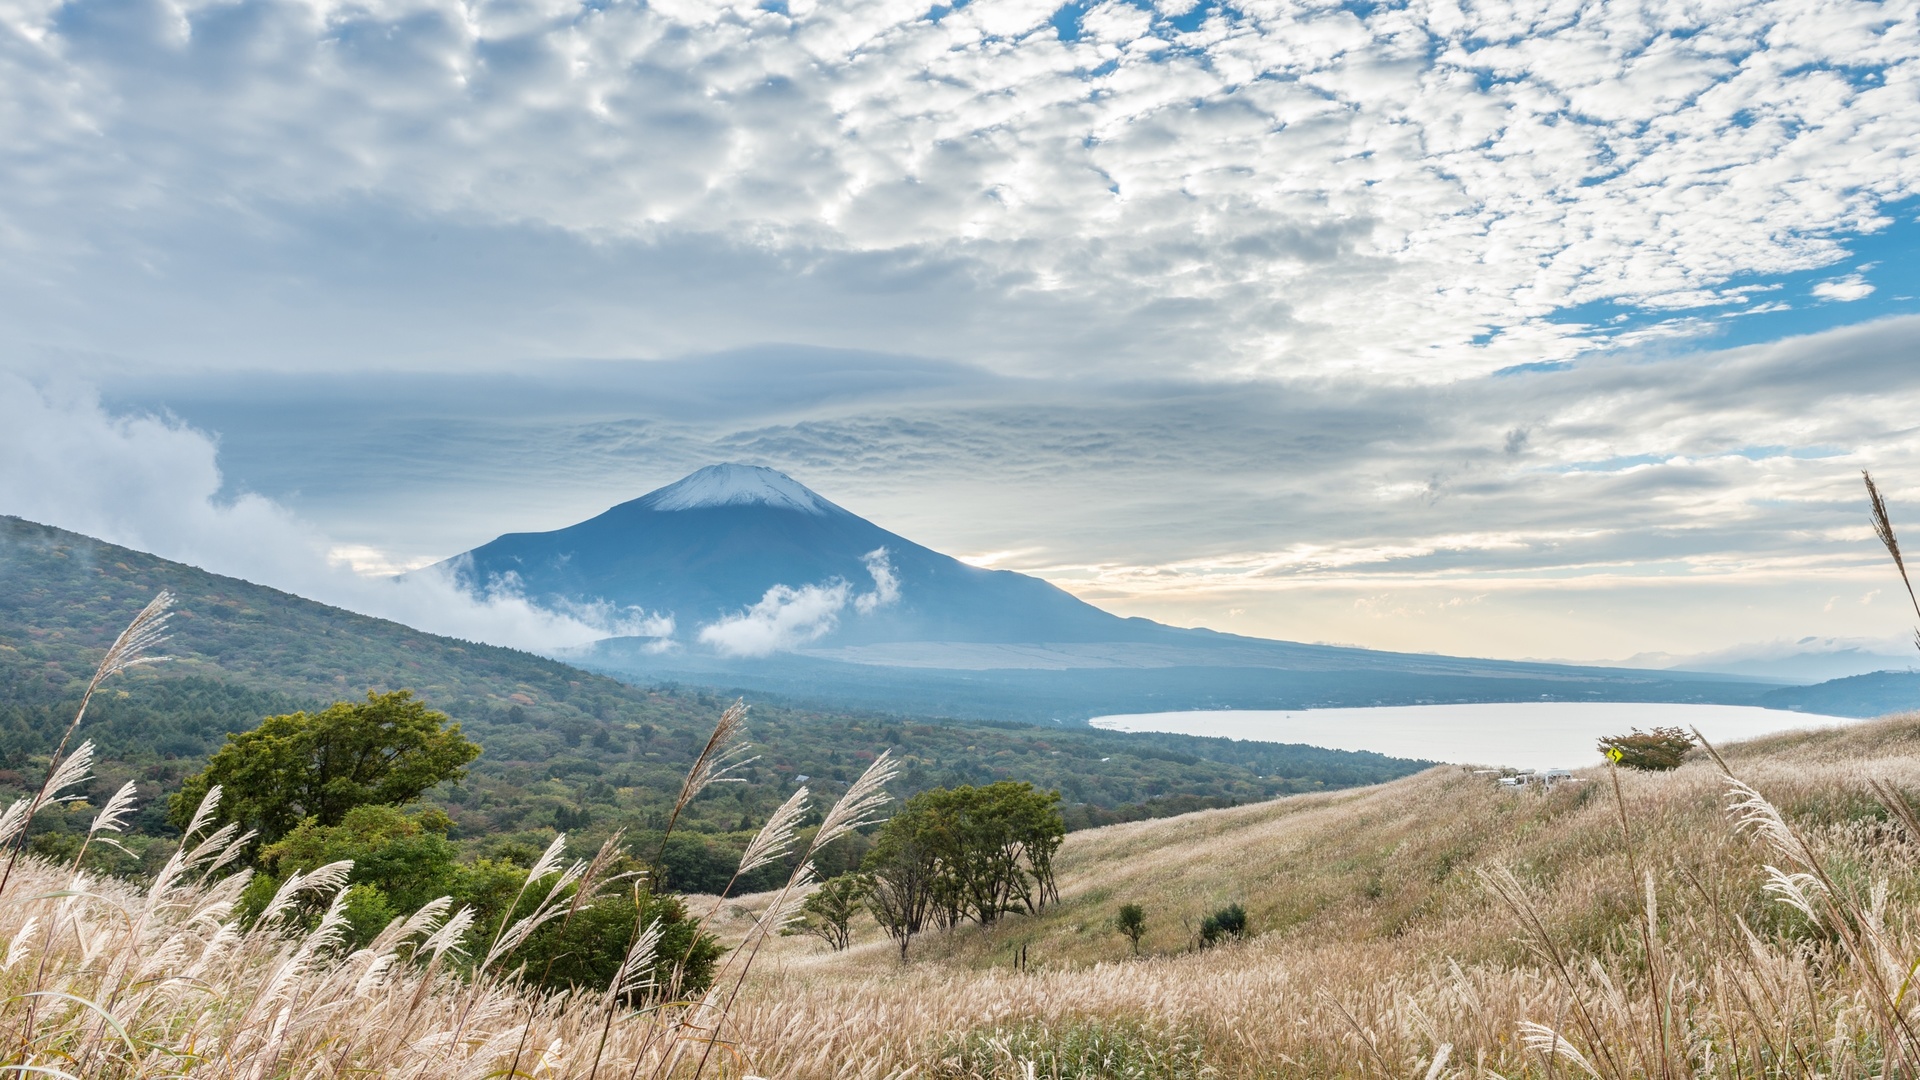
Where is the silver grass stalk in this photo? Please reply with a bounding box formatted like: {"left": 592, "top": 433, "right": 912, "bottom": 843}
{"left": 1519, "top": 1022, "right": 1601, "bottom": 1078}
{"left": 371, "top": 896, "right": 454, "bottom": 955}
{"left": 33, "top": 740, "right": 96, "bottom": 814}
{"left": 0, "top": 591, "right": 173, "bottom": 896}
{"left": 659, "top": 702, "right": 754, "bottom": 848}
{"left": 611, "top": 917, "right": 666, "bottom": 1000}
{"left": 1866, "top": 470, "right": 1920, "bottom": 631}
{"left": 87, "top": 780, "right": 138, "bottom": 837}
{"left": 736, "top": 788, "right": 810, "bottom": 877}
{"left": 483, "top": 833, "right": 569, "bottom": 967}
{"left": 483, "top": 859, "right": 588, "bottom": 973}
{"left": 0, "top": 799, "right": 34, "bottom": 850}
{"left": 807, "top": 751, "right": 899, "bottom": 854}
{"left": 255, "top": 860, "right": 355, "bottom": 929}
{"left": 1763, "top": 865, "right": 1828, "bottom": 923}
{"left": 421, "top": 905, "right": 477, "bottom": 961}
{"left": 3, "top": 917, "right": 38, "bottom": 971}
{"left": 179, "top": 784, "right": 224, "bottom": 842}
{"left": 1724, "top": 777, "right": 1814, "bottom": 870}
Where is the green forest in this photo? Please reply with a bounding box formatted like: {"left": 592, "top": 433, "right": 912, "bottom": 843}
{"left": 0, "top": 516, "right": 1427, "bottom": 891}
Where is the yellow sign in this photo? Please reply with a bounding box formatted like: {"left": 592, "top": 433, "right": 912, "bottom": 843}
{"left": 1606, "top": 747, "right": 1624, "bottom": 763}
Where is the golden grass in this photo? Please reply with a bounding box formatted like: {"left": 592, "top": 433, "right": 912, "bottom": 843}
{"left": 11, "top": 592, "right": 1920, "bottom": 1076}
{"left": 717, "top": 713, "right": 1920, "bottom": 1078}
{"left": 7, "top": 712, "right": 1901, "bottom": 1077}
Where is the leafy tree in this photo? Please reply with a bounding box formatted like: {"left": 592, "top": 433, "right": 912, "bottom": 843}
{"left": 864, "top": 781, "right": 1064, "bottom": 958}
{"left": 866, "top": 823, "right": 939, "bottom": 960}
{"left": 240, "top": 803, "right": 463, "bottom": 945}
{"left": 1597, "top": 726, "right": 1696, "bottom": 771}
{"left": 1199, "top": 903, "right": 1248, "bottom": 947}
{"left": 168, "top": 691, "right": 480, "bottom": 843}
{"left": 791, "top": 872, "right": 872, "bottom": 951}
{"left": 1115, "top": 902, "right": 1147, "bottom": 954}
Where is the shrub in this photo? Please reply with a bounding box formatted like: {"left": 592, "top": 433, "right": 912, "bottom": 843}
{"left": 1115, "top": 902, "right": 1147, "bottom": 954}
{"left": 513, "top": 886, "right": 724, "bottom": 1003}
{"left": 1198, "top": 902, "right": 1247, "bottom": 947}
{"left": 1596, "top": 726, "right": 1696, "bottom": 770}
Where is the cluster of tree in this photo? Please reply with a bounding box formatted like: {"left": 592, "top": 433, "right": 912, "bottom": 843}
{"left": 796, "top": 781, "right": 1065, "bottom": 958}
{"left": 170, "top": 690, "right": 723, "bottom": 998}
{"left": 1596, "top": 727, "right": 1697, "bottom": 771}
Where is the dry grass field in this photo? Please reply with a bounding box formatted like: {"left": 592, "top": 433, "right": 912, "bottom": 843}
{"left": 3, "top": 596, "right": 1918, "bottom": 1079}
{"left": 713, "top": 713, "right": 1920, "bottom": 1078}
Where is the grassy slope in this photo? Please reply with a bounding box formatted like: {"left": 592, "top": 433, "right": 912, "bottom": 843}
{"left": 0, "top": 517, "right": 1425, "bottom": 874}
{"left": 725, "top": 712, "right": 1920, "bottom": 1077}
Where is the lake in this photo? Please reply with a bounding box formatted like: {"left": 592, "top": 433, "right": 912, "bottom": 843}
{"left": 1088, "top": 702, "right": 1862, "bottom": 771}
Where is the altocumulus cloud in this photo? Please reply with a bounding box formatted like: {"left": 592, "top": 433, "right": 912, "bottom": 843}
{"left": 1, "top": 0, "right": 1916, "bottom": 376}
{"left": 0, "top": 376, "right": 668, "bottom": 652}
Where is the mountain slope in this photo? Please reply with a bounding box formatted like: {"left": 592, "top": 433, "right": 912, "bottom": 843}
{"left": 447, "top": 463, "right": 1154, "bottom": 646}
{"left": 719, "top": 713, "right": 1917, "bottom": 1077}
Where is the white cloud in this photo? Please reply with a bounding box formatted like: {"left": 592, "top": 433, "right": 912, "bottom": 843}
{"left": 0, "top": 375, "right": 647, "bottom": 652}
{"left": 0, "top": 0, "right": 1914, "bottom": 377}
{"left": 697, "top": 581, "right": 855, "bottom": 657}
{"left": 1813, "top": 275, "right": 1876, "bottom": 302}
{"left": 853, "top": 547, "right": 901, "bottom": 614}
{"left": 697, "top": 545, "right": 902, "bottom": 655}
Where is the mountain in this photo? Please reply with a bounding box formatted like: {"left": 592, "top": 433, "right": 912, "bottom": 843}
{"left": 446, "top": 464, "right": 1790, "bottom": 721}
{"left": 446, "top": 463, "right": 1157, "bottom": 647}
{"left": 1603, "top": 636, "right": 1917, "bottom": 683}
{"left": 1759, "top": 670, "right": 1920, "bottom": 718}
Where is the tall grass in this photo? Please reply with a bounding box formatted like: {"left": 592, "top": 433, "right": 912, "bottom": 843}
{"left": 0, "top": 594, "right": 898, "bottom": 1079}
{"left": 702, "top": 724, "right": 1920, "bottom": 1078}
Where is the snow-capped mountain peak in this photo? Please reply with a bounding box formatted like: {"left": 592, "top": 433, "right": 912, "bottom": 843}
{"left": 639, "top": 463, "right": 839, "bottom": 515}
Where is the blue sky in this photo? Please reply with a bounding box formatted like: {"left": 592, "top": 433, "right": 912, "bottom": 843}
{"left": 3, "top": 0, "right": 1919, "bottom": 664}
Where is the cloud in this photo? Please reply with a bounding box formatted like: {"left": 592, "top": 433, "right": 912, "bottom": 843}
{"left": 698, "top": 547, "right": 902, "bottom": 656}
{"left": 697, "top": 581, "right": 855, "bottom": 657}
{"left": 0, "top": 375, "right": 650, "bottom": 652}
{"left": 1813, "top": 275, "right": 1876, "bottom": 302}
{"left": 0, "top": 0, "right": 1915, "bottom": 378}
{"left": 854, "top": 548, "right": 901, "bottom": 615}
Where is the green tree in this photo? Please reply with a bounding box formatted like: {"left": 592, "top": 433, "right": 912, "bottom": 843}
{"left": 1597, "top": 726, "right": 1696, "bottom": 771}
{"left": 168, "top": 691, "right": 481, "bottom": 843}
{"left": 864, "top": 781, "right": 1065, "bottom": 958}
{"left": 239, "top": 803, "right": 463, "bottom": 945}
{"left": 866, "top": 824, "right": 938, "bottom": 960}
{"left": 1115, "top": 902, "right": 1147, "bottom": 954}
{"left": 791, "top": 872, "right": 872, "bottom": 951}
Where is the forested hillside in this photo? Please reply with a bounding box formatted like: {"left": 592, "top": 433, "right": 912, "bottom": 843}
{"left": 0, "top": 517, "right": 1425, "bottom": 886}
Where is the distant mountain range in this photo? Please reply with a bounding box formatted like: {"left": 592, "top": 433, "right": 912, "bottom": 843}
{"left": 445, "top": 464, "right": 1842, "bottom": 722}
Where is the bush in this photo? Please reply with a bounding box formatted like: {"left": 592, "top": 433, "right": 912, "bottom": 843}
{"left": 1115, "top": 902, "right": 1147, "bottom": 954}
{"left": 1198, "top": 903, "right": 1247, "bottom": 947}
{"left": 1597, "top": 726, "right": 1696, "bottom": 770}
{"left": 513, "top": 887, "right": 724, "bottom": 1003}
